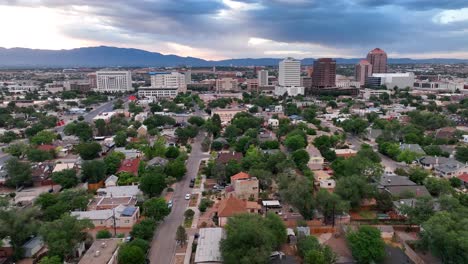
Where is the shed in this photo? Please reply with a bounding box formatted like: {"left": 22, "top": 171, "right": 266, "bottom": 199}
{"left": 22, "top": 237, "right": 44, "bottom": 258}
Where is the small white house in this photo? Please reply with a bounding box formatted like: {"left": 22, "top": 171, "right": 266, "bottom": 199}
{"left": 268, "top": 118, "right": 279, "bottom": 128}
{"left": 319, "top": 179, "right": 336, "bottom": 189}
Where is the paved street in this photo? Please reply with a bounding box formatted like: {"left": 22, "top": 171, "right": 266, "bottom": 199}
{"left": 148, "top": 131, "right": 209, "bottom": 264}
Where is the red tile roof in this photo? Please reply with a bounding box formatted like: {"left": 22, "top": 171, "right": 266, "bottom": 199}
{"left": 458, "top": 173, "right": 468, "bottom": 183}
{"left": 230, "top": 172, "right": 250, "bottom": 183}
{"left": 37, "top": 144, "right": 55, "bottom": 152}
{"left": 117, "top": 158, "right": 140, "bottom": 176}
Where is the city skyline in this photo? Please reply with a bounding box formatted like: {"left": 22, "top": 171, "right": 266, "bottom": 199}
{"left": 1, "top": 1, "right": 468, "bottom": 60}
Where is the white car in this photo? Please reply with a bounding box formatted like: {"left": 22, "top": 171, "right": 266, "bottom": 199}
{"left": 185, "top": 194, "right": 191, "bottom": 200}
{"left": 167, "top": 200, "right": 173, "bottom": 209}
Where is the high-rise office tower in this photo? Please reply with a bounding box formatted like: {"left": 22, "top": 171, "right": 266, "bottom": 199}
{"left": 366, "top": 48, "right": 387, "bottom": 74}
{"left": 312, "top": 58, "right": 336, "bottom": 88}
{"left": 278, "top": 57, "right": 301, "bottom": 87}
{"left": 95, "top": 71, "right": 132, "bottom": 93}
{"left": 355, "top": 59, "right": 373, "bottom": 86}
{"left": 257, "top": 70, "right": 269, "bottom": 86}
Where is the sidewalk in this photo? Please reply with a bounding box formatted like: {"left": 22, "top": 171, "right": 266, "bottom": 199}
{"left": 183, "top": 175, "right": 206, "bottom": 264}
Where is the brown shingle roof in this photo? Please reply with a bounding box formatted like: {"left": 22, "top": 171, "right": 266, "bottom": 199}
{"left": 217, "top": 152, "right": 243, "bottom": 164}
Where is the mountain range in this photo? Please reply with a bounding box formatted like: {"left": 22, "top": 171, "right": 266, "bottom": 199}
{"left": 0, "top": 46, "right": 467, "bottom": 68}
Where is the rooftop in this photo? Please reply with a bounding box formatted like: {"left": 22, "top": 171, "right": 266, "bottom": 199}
{"left": 230, "top": 171, "right": 250, "bottom": 182}
{"left": 78, "top": 239, "right": 120, "bottom": 264}
{"left": 194, "top": 228, "right": 225, "bottom": 263}
{"left": 379, "top": 175, "right": 417, "bottom": 187}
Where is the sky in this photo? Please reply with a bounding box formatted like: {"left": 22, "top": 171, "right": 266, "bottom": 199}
{"left": 1, "top": 0, "right": 468, "bottom": 60}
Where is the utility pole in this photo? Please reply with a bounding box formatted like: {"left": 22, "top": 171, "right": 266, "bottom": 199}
{"left": 113, "top": 208, "right": 117, "bottom": 236}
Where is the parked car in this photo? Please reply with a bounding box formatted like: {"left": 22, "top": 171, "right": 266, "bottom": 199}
{"left": 185, "top": 194, "right": 191, "bottom": 200}
{"left": 167, "top": 200, "right": 173, "bottom": 209}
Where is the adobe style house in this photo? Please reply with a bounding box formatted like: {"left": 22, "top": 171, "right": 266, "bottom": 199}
{"left": 229, "top": 172, "right": 259, "bottom": 200}
{"left": 217, "top": 196, "right": 260, "bottom": 227}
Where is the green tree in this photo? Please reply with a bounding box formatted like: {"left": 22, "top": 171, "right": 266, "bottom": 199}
{"left": 51, "top": 169, "right": 78, "bottom": 189}
{"left": 375, "top": 191, "right": 393, "bottom": 212}
{"left": 400, "top": 196, "right": 435, "bottom": 225}
{"left": 420, "top": 210, "right": 468, "bottom": 263}
{"left": 96, "top": 229, "right": 112, "bottom": 239}
{"left": 347, "top": 225, "right": 385, "bottom": 264}
{"left": 175, "top": 225, "right": 187, "bottom": 246}
{"left": 75, "top": 142, "right": 102, "bottom": 160}
{"left": 27, "top": 148, "right": 54, "bottom": 162}
{"left": 64, "top": 122, "right": 93, "bottom": 141}
{"left": 284, "top": 134, "right": 306, "bottom": 151}
{"left": 0, "top": 208, "right": 40, "bottom": 260}
{"left": 340, "top": 117, "right": 369, "bottom": 135}
{"left": 30, "top": 130, "right": 56, "bottom": 145}
{"left": 127, "top": 238, "right": 149, "bottom": 252}
{"left": 5, "top": 142, "right": 28, "bottom": 158}
{"left": 298, "top": 236, "right": 336, "bottom": 264}
{"left": 114, "top": 130, "right": 128, "bottom": 147}
{"left": 104, "top": 151, "right": 125, "bottom": 175}
{"left": 315, "top": 189, "right": 349, "bottom": 224}
{"left": 188, "top": 116, "right": 205, "bottom": 126}
{"left": 130, "top": 219, "right": 157, "bottom": 241}
{"left": 5, "top": 157, "right": 32, "bottom": 188}
{"left": 81, "top": 160, "right": 107, "bottom": 183}
{"left": 455, "top": 146, "right": 468, "bottom": 163}
{"left": 280, "top": 177, "right": 315, "bottom": 219}
{"left": 38, "top": 256, "right": 62, "bottom": 264}
{"left": 140, "top": 173, "right": 166, "bottom": 197}
{"left": 143, "top": 197, "right": 171, "bottom": 221}
{"left": 408, "top": 167, "right": 429, "bottom": 185}
{"left": 221, "top": 214, "right": 279, "bottom": 264}
{"left": 291, "top": 149, "right": 310, "bottom": 168}
{"left": 118, "top": 245, "right": 146, "bottom": 264}
{"left": 0, "top": 131, "right": 18, "bottom": 143}
{"left": 40, "top": 215, "right": 94, "bottom": 261}
{"left": 424, "top": 177, "right": 452, "bottom": 196}
{"left": 94, "top": 119, "right": 107, "bottom": 136}
{"left": 165, "top": 160, "right": 186, "bottom": 180}
{"left": 449, "top": 177, "right": 462, "bottom": 188}
{"left": 165, "top": 146, "right": 180, "bottom": 159}
{"left": 335, "top": 175, "right": 376, "bottom": 208}
{"left": 264, "top": 213, "right": 287, "bottom": 247}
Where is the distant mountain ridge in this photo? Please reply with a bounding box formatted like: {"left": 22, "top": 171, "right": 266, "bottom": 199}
{"left": 0, "top": 46, "right": 466, "bottom": 67}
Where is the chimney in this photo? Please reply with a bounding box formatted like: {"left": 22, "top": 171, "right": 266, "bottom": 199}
{"left": 101, "top": 242, "right": 107, "bottom": 248}
{"left": 94, "top": 250, "right": 101, "bottom": 257}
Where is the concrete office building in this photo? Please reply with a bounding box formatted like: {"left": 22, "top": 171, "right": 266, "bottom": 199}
{"left": 216, "top": 78, "right": 239, "bottom": 92}
{"left": 355, "top": 59, "right": 373, "bottom": 86}
{"left": 367, "top": 48, "right": 388, "bottom": 74}
{"left": 95, "top": 71, "right": 132, "bottom": 93}
{"left": 367, "top": 72, "right": 415, "bottom": 89}
{"left": 312, "top": 58, "right": 336, "bottom": 88}
{"left": 150, "top": 72, "right": 187, "bottom": 93}
{"left": 279, "top": 57, "right": 301, "bottom": 87}
{"left": 257, "top": 70, "right": 269, "bottom": 86}
{"left": 275, "top": 57, "right": 304, "bottom": 96}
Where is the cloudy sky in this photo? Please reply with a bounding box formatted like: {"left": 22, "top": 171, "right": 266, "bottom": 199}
{"left": 1, "top": 0, "right": 468, "bottom": 60}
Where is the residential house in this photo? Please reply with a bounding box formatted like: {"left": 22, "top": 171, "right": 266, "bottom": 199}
{"left": 399, "top": 143, "right": 425, "bottom": 155}
{"left": 31, "top": 162, "right": 54, "bottom": 186}
{"left": 147, "top": 157, "right": 169, "bottom": 167}
{"left": 52, "top": 162, "right": 75, "bottom": 173}
{"left": 378, "top": 174, "right": 430, "bottom": 198}
{"left": 89, "top": 196, "right": 138, "bottom": 210}
{"left": 268, "top": 118, "right": 279, "bottom": 128}
{"left": 137, "top": 125, "right": 148, "bottom": 137}
{"left": 217, "top": 196, "right": 261, "bottom": 227}
{"left": 306, "top": 146, "right": 324, "bottom": 171}
{"left": 117, "top": 158, "right": 140, "bottom": 176}
{"left": 435, "top": 127, "right": 457, "bottom": 140}
{"left": 71, "top": 205, "right": 140, "bottom": 228}
{"left": 78, "top": 238, "right": 120, "bottom": 264}
{"left": 211, "top": 108, "right": 245, "bottom": 124}
{"left": 434, "top": 159, "right": 468, "bottom": 178}
{"left": 314, "top": 170, "right": 332, "bottom": 182}
{"left": 216, "top": 152, "right": 243, "bottom": 165}
{"left": 22, "top": 237, "right": 44, "bottom": 258}
{"left": 105, "top": 175, "right": 119, "bottom": 187}
{"left": 233, "top": 177, "right": 259, "bottom": 200}
{"left": 419, "top": 156, "right": 451, "bottom": 169}
{"left": 334, "top": 148, "right": 357, "bottom": 159}
{"left": 113, "top": 148, "right": 141, "bottom": 159}
{"left": 97, "top": 185, "right": 141, "bottom": 197}
{"left": 457, "top": 173, "right": 468, "bottom": 187}
{"left": 319, "top": 179, "right": 336, "bottom": 190}
{"left": 134, "top": 112, "right": 148, "bottom": 122}
{"left": 194, "top": 228, "right": 225, "bottom": 264}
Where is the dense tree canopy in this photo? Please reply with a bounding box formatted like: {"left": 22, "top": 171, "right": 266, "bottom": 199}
{"left": 347, "top": 226, "right": 385, "bottom": 264}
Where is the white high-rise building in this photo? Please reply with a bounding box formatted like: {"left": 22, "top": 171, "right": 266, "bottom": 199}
{"left": 150, "top": 72, "right": 187, "bottom": 92}
{"left": 95, "top": 71, "right": 132, "bottom": 93}
{"left": 185, "top": 71, "right": 192, "bottom": 85}
{"left": 279, "top": 57, "right": 301, "bottom": 87}
{"left": 257, "top": 70, "right": 269, "bottom": 86}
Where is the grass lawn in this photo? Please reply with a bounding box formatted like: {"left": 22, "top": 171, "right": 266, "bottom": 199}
{"left": 359, "top": 210, "right": 377, "bottom": 219}
{"left": 184, "top": 217, "right": 193, "bottom": 228}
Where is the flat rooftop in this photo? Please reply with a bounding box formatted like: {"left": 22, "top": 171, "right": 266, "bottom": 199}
{"left": 78, "top": 239, "right": 120, "bottom": 264}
